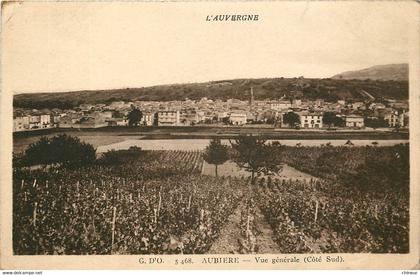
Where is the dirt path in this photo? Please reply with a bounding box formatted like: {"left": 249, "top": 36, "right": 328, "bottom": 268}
{"left": 206, "top": 202, "right": 243, "bottom": 254}
{"left": 253, "top": 204, "right": 281, "bottom": 253}
{"left": 207, "top": 200, "right": 280, "bottom": 254}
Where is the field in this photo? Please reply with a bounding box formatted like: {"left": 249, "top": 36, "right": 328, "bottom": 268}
{"left": 13, "top": 143, "right": 409, "bottom": 254}
{"left": 13, "top": 127, "right": 409, "bottom": 154}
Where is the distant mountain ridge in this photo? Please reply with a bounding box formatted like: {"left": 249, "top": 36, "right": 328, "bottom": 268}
{"left": 332, "top": 64, "right": 408, "bottom": 81}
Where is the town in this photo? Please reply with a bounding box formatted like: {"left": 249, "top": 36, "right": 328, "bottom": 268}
{"left": 13, "top": 87, "right": 408, "bottom": 132}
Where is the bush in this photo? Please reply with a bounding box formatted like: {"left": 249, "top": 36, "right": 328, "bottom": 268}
{"left": 97, "top": 146, "right": 143, "bottom": 166}
{"left": 13, "top": 153, "right": 26, "bottom": 168}
{"left": 24, "top": 134, "right": 96, "bottom": 168}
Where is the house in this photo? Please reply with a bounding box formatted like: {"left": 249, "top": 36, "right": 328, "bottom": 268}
{"left": 107, "top": 117, "right": 129, "bottom": 126}
{"left": 51, "top": 114, "right": 61, "bottom": 128}
{"left": 298, "top": 112, "right": 323, "bottom": 129}
{"left": 13, "top": 116, "right": 30, "bottom": 132}
{"left": 59, "top": 114, "right": 82, "bottom": 128}
{"left": 141, "top": 112, "right": 155, "bottom": 126}
{"left": 23, "top": 114, "right": 51, "bottom": 130}
{"left": 246, "top": 112, "right": 257, "bottom": 123}
{"left": 78, "top": 114, "right": 108, "bottom": 128}
{"left": 344, "top": 115, "right": 364, "bottom": 128}
{"left": 270, "top": 101, "right": 292, "bottom": 111}
{"left": 217, "top": 111, "right": 229, "bottom": 122}
{"left": 377, "top": 109, "right": 406, "bottom": 128}
{"left": 40, "top": 114, "right": 51, "bottom": 128}
{"left": 180, "top": 112, "right": 198, "bottom": 126}
{"left": 157, "top": 111, "right": 180, "bottom": 126}
{"left": 28, "top": 115, "right": 41, "bottom": 129}
{"left": 350, "top": 102, "right": 365, "bottom": 111}
{"left": 229, "top": 113, "right": 247, "bottom": 125}
{"left": 59, "top": 115, "right": 76, "bottom": 128}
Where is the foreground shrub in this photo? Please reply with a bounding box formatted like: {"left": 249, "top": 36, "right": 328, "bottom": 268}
{"left": 24, "top": 134, "right": 96, "bottom": 168}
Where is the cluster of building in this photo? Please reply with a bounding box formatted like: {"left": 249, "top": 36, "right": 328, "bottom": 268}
{"left": 13, "top": 88, "right": 409, "bottom": 132}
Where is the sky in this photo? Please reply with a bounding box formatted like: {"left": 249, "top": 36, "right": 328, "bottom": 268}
{"left": 2, "top": 1, "right": 415, "bottom": 94}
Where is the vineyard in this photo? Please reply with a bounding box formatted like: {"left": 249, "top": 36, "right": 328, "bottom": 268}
{"left": 279, "top": 144, "right": 409, "bottom": 192}
{"left": 255, "top": 178, "right": 408, "bottom": 253}
{"left": 13, "top": 144, "right": 410, "bottom": 254}
{"left": 13, "top": 150, "right": 243, "bottom": 254}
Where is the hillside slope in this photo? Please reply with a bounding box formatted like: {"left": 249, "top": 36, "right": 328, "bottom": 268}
{"left": 14, "top": 77, "right": 408, "bottom": 110}
{"left": 332, "top": 64, "right": 408, "bottom": 81}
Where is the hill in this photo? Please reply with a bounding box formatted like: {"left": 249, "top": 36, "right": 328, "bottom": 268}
{"left": 332, "top": 64, "right": 408, "bottom": 81}
{"left": 14, "top": 77, "right": 408, "bottom": 110}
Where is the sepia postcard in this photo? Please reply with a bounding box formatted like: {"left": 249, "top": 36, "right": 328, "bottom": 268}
{"left": 0, "top": 0, "right": 419, "bottom": 270}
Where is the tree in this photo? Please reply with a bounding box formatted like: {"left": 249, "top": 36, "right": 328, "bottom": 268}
{"left": 98, "top": 146, "right": 143, "bottom": 166}
{"left": 24, "top": 137, "right": 52, "bottom": 167}
{"left": 266, "top": 118, "right": 275, "bottom": 125}
{"left": 222, "top": 117, "right": 230, "bottom": 125}
{"left": 24, "top": 134, "right": 96, "bottom": 168}
{"left": 230, "top": 135, "right": 282, "bottom": 184}
{"left": 127, "top": 108, "right": 143, "bottom": 126}
{"left": 203, "top": 138, "right": 229, "bottom": 177}
{"left": 153, "top": 113, "right": 159, "bottom": 126}
{"left": 334, "top": 116, "right": 345, "bottom": 127}
{"left": 353, "top": 144, "right": 408, "bottom": 192}
{"left": 364, "top": 118, "right": 388, "bottom": 129}
{"left": 323, "top": 112, "right": 337, "bottom": 128}
{"left": 283, "top": 112, "right": 300, "bottom": 128}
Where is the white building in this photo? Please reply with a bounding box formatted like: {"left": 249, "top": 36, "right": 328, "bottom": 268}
{"left": 344, "top": 115, "right": 364, "bottom": 128}
{"left": 379, "top": 109, "right": 406, "bottom": 128}
{"left": 157, "top": 111, "right": 180, "bottom": 126}
{"left": 141, "top": 113, "right": 155, "bottom": 126}
{"left": 29, "top": 115, "right": 41, "bottom": 129}
{"left": 39, "top": 114, "right": 51, "bottom": 128}
{"left": 229, "top": 113, "right": 247, "bottom": 125}
{"left": 298, "top": 112, "right": 323, "bottom": 129}
{"left": 14, "top": 114, "right": 51, "bottom": 131}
